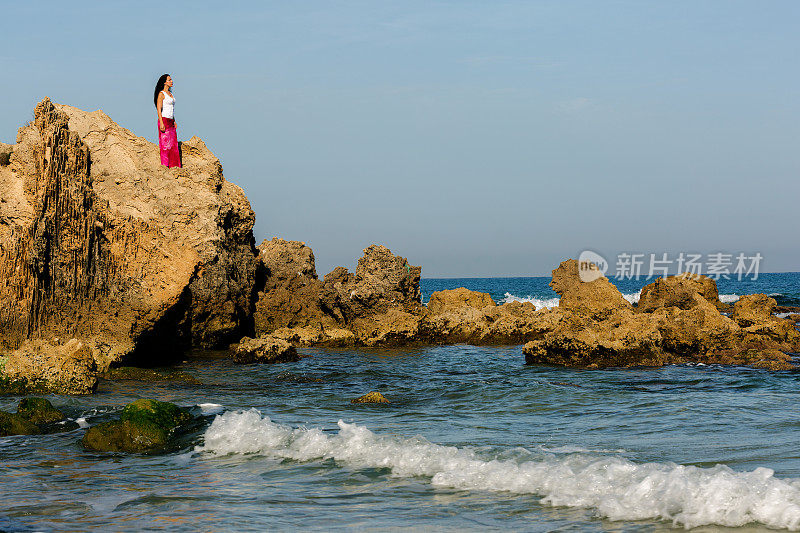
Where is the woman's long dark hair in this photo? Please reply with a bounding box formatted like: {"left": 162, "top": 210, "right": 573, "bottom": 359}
{"left": 153, "top": 74, "right": 170, "bottom": 108}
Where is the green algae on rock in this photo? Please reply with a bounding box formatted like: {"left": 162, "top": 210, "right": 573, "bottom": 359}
{"left": 16, "top": 397, "right": 64, "bottom": 425}
{"left": 351, "top": 391, "right": 390, "bottom": 404}
{"left": 82, "top": 399, "right": 192, "bottom": 453}
{"left": 0, "top": 410, "right": 41, "bottom": 436}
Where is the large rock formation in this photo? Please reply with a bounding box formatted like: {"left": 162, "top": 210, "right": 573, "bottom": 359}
{"left": 0, "top": 98, "right": 258, "bottom": 376}
{"left": 550, "top": 259, "right": 631, "bottom": 319}
{"left": 636, "top": 273, "right": 722, "bottom": 312}
{"left": 252, "top": 238, "right": 332, "bottom": 335}
{"left": 232, "top": 335, "right": 299, "bottom": 364}
{"left": 524, "top": 262, "right": 800, "bottom": 370}
{"left": 251, "top": 240, "right": 423, "bottom": 346}
{"left": 1, "top": 338, "right": 98, "bottom": 394}
{"left": 318, "top": 244, "right": 423, "bottom": 322}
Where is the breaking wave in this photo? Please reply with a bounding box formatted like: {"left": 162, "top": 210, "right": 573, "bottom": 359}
{"left": 502, "top": 291, "right": 742, "bottom": 309}
{"left": 199, "top": 410, "right": 800, "bottom": 530}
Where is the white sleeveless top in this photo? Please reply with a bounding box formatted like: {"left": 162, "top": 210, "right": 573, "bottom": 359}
{"left": 161, "top": 91, "right": 175, "bottom": 119}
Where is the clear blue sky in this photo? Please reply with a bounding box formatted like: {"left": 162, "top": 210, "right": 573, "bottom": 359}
{"left": 2, "top": 1, "right": 798, "bottom": 276}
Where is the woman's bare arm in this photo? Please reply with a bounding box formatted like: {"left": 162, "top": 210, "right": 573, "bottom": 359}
{"left": 156, "top": 92, "right": 165, "bottom": 132}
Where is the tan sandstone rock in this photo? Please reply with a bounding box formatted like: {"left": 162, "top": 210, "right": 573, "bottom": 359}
{"left": 270, "top": 325, "right": 356, "bottom": 347}
{"left": 232, "top": 336, "right": 299, "bottom": 364}
{"left": 732, "top": 294, "right": 778, "bottom": 327}
{"left": 637, "top": 273, "right": 722, "bottom": 312}
{"left": 352, "top": 309, "right": 422, "bottom": 346}
{"left": 653, "top": 294, "right": 742, "bottom": 356}
{"left": 523, "top": 268, "right": 796, "bottom": 370}
{"left": 0, "top": 142, "right": 12, "bottom": 166}
{"left": 427, "top": 288, "right": 495, "bottom": 315}
{"left": 253, "top": 238, "right": 335, "bottom": 336}
{"left": 732, "top": 295, "right": 800, "bottom": 350}
{"left": 0, "top": 98, "right": 258, "bottom": 375}
{"left": 351, "top": 391, "right": 390, "bottom": 404}
{"left": 318, "top": 245, "right": 423, "bottom": 323}
{"left": 550, "top": 259, "right": 631, "bottom": 319}
{"left": 2, "top": 338, "right": 98, "bottom": 395}
{"left": 524, "top": 310, "right": 666, "bottom": 368}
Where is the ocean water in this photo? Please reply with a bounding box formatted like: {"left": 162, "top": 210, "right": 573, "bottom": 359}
{"left": 1, "top": 274, "right": 799, "bottom": 532}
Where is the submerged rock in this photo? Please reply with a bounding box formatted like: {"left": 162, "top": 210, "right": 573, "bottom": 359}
{"left": 270, "top": 325, "right": 355, "bottom": 347}
{"left": 81, "top": 399, "right": 191, "bottom": 453}
{"left": 0, "top": 98, "right": 259, "bottom": 384}
{"left": 232, "top": 336, "right": 299, "bottom": 364}
{"left": 351, "top": 391, "right": 390, "bottom": 404}
{"left": 352, "top": 309, "right": 422, "bottom": 346}
{"left": 16, "top": 397, "right": 64, "bottom": 425}
{"left": 101, "top": 367, "right": 200, "bottom": 384}
{"left": 0, "top": 410, "right": 40, "bottom": 436}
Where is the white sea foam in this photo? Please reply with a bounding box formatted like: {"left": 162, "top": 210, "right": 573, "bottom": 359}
{"left": 199, "top": 410, "right": 800, "bottom": 530}
{"left": 503, "top": 291, "right": 742, "bottom": 308}
{"left": 75, "top": 417, "right": 89, "bottom": 429}
{"left": 622, "top": 291, "right": 641, "bottom": 304}
{"left": 197, "top": 403, "right": 224, "bottom": 416}
{"left": 501, "top": 292, "right": 560, "bottom": 309}
{"left": 502, "top": 291, "right": 640, "bottom": 308}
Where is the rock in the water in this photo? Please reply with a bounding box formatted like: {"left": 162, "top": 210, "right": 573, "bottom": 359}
{"left": 652, "top": 294, "right": 742, "bottom": 356}
{"left": 426, "top": 288, "right": 495, "bottom": 315}
{"left": 0, "top": 410, "right": 41, "bottom": 436}
{"left": 100, "top": 367, "right": 200, "bottom": 384}
{"left": 16, "top": 397, "right": 64, "bottom": 425}
{"left": 732, "top": 294, "right": 778, "bottom": 327}
{"left": 485, "top": 304, "right": 563, "bottom": 345}
{"left": 524, "top": 266, "right": 798, "bottom": 370}
{"left": 0, "top": 98, "right": 258, "bottom": 376}
{"left": 524, "top": 310, "right": 666, "bottom": 368}
{"left": 1, "top": 338, "right": 98, "bottom": 395}
{"left": 233, "top": 336, "right": 299, "bottom": 364}
{"left": 731, "top": 295, "right": 800, "bottom": 350}
{"left": 253, "top": 238, "right": 334, "bottom": 336}
{"left": 81, "top": 399, "right": 191, "bottom": 453}
{"left": 319, "top": 245, "right": 422, "bottom": 323}
{"left": 252, "top": 241, "right": 424, "bottom": 346}
{"left": 637, "top": 274, "right": 722, "bottom": 312}
{"left": 550, "top": 259, "right": 631, "bottom": 319}
{"left": 352, "top": 309, "right": 422, "bottom": 346}
{"left": 351, "top": 391, "right": 390, "bottom": 404}
{"left": 270, "top": 325, "right": 355, "bottom": 347}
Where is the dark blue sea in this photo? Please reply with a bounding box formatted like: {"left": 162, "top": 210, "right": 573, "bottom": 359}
{"left": 2, "top": 273, "right": 800, "bottom": 532}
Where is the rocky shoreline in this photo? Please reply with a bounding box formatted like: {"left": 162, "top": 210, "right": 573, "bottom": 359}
{"left": 1, "top": 99, "right": 799, "bottom": 395}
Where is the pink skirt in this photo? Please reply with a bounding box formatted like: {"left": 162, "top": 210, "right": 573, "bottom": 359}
{"left": 159, "top": 117, "right": 181, "bottom": 168}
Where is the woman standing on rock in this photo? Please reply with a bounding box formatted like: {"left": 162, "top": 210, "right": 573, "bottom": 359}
{"left": 154, "top": 74, "right": 181, "bottom": 168}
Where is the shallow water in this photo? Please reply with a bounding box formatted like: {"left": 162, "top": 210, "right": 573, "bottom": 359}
{"left": 2, "top": 274, "right": 799, "bottom": 532}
